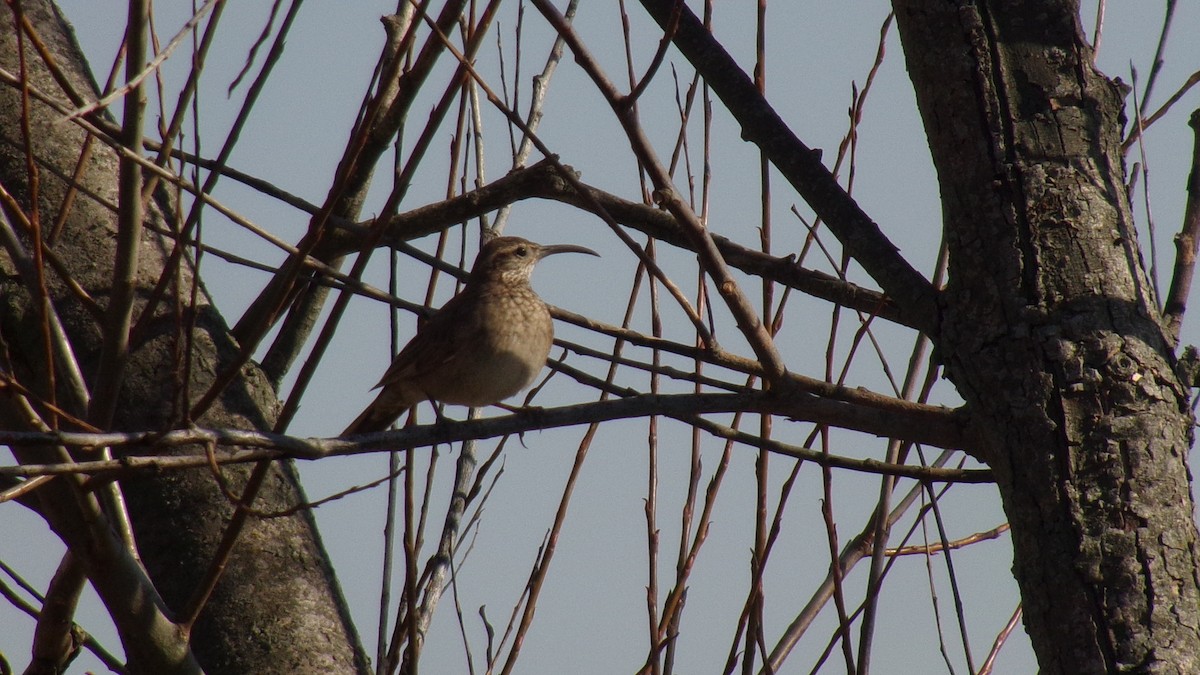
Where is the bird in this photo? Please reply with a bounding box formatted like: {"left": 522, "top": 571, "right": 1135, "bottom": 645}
{"left": 342, "top": 236, "right": 598, "bottom": 435}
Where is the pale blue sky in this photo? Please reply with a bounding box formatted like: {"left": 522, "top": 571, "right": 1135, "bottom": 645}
{"left": 4, "top": 2, "right": 1199, "bottom": 673}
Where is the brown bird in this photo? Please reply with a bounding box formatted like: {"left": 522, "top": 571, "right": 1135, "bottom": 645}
{"left": 342, "top": 236, "right": 598, "bottom": 435}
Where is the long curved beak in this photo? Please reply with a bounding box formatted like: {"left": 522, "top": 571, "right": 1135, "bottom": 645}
{"left": 538, "top": 243, "right": 600, "bottom": 259}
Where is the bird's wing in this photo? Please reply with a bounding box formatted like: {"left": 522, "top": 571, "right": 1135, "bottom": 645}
{"left": 372, "top": 291, "right": 480, "bottom": 390}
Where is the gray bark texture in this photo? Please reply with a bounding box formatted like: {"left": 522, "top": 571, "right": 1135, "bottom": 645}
{"left": 894, "top": 1, "right": 1200, "bottom": 672}
{"left": 0, "top": 2, "right": 368, "bottom": 673}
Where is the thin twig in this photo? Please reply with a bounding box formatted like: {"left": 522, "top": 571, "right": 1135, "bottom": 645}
{"left": 270, "top": 0, "right": 503, "bottom": 435}
{"left": 409, "top": 0, "right": 719, "bottom": 349}
{"left": 636, "top": 0, "right": 938, "bottom": 336}
{"left": 887, "top": 523, "right": 1009, "bottom": 556}
{"left": 1129, "top": 65, "right": 1160, "bottom": 300}
{"left": 765, "top": 447, "right": 964, "bottom": 670}
{"left": 921, "top": 475, "right": 978, "bottom": 673}
{"left": 60, "top": 0, "right": 221, "bottom": 121}
{"left": 977, "top": 604, "right": 1022, "bottom": 675}
{"left": 492, "top": 0, "right": 577, "bottom": 232}
{"left": 532, "top": 0, "right": 790, "bottom": 387}
{"left": 1090, "top": 0, "right": 1105, "bottom": 62}
{"left": 1136, "top": 0, "right": 1177, "bottom": 113}
{"left": 1120, "top": 69, "right": 1200, "bottom": 152}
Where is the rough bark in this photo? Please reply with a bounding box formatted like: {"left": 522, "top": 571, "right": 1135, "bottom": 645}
{"left": 0, "top": 2, "right": 368, "bottom": 673}
{"left": 893, "top": 1, "right": 1200, "bottom": 671}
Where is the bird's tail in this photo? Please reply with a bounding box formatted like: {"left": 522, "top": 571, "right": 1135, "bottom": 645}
{"left": 341, "top": 389, "right": 413, "bottom": 436}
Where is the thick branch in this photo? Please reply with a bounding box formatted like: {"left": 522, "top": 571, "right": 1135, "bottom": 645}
{"left": 2, "top": 388, "right": 976, "bottom": 470}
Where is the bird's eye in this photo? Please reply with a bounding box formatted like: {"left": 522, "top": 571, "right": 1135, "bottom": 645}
{"left": 514, "top": 245, "right": 528, "bottom": 257}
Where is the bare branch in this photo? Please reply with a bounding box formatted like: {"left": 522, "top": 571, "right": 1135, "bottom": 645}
{"left": 340, "top": 159, "right": 909, "bottom": 327}
{"left": 88, "top": 0, "right": 150, "bottom": 426}
{"left": 28, "top": 552, "right": 86, "bottom": 673}
{"left": 636, "top": 0, "right": 939, "bottom": 336}
{"left": 531, "top": 0, "right": 790, "bottom": 386}
{"left": 1162, "top": 110, "right": 1200, "bottom": 342}
{"left": 1, "top": 390, "right": 982, "bottom": 483}
{"left": 60, "top": 0, "right": 220, "bottom": 121}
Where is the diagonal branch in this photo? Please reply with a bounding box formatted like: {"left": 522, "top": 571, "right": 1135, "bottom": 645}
{"left": 1161, "top": 109, "right": 1200, "bottom": 342}
{"left": 28, "top": 551, "right": 86, "bottom": 673}
{"left": 60, "top": 0, "right": 221, "bottom": 122}
{"left": 230, "top": 0, "right": 470, "bottom": 359}
{"left": 531, "top": 0, "right": 788, "bottom": 386}
{"left": 13, "top": 443, "right": 200, "bottom": 672}
{"left": 637, "top": 0, "right": 939, "bottom": 336}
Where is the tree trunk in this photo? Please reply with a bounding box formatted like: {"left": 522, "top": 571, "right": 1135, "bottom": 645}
{"left": 894, "top": 1, "right": 1200, "bottom": 671}
{"left": 0, "top": 2, "right": 368, "bottom": 672}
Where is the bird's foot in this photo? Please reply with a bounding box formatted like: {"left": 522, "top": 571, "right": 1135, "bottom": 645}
{"left": 428, "top": 402, "right": 455, "bottom": 425}
{"left": 498, "top": 402, "right": 546, "bottom": 415}
{"left": 496, "top": 403, "right": 548, "bottom": 447}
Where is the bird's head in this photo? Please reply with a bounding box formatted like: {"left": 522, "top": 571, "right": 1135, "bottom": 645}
{"left": 470, "top": 236, "right": 599, "bottom": 285}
